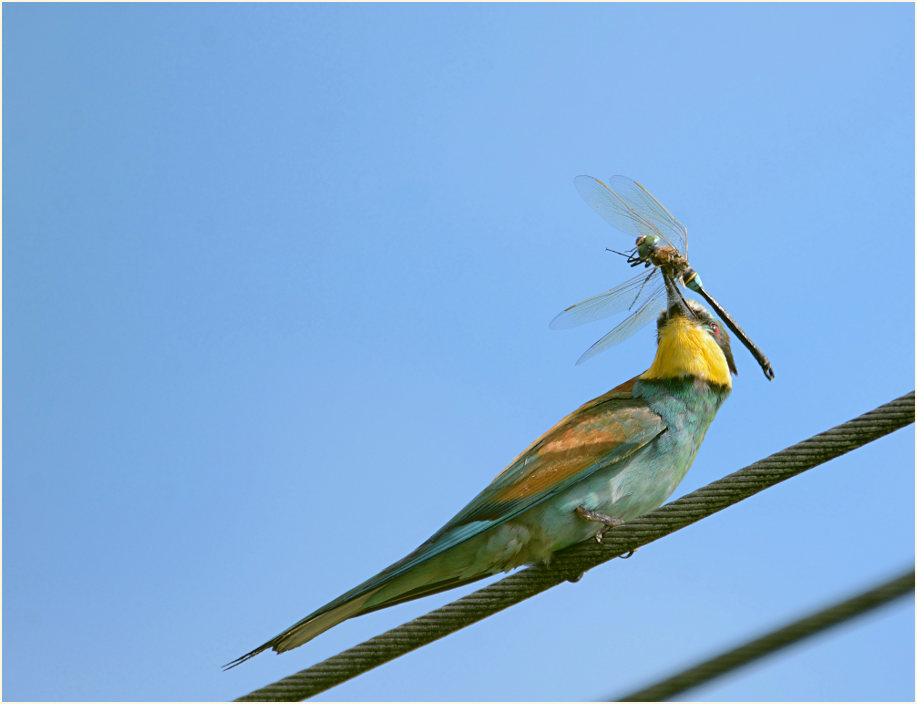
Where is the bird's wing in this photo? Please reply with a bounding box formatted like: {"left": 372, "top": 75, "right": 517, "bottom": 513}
{"left": 225, "top": 377, "right": 665, "bottom": 667}
{"left": 427, "top": 375, "right": 663, "bottom": 538}
{"left": 342, "top": 376, "right": 664, "bottom": 599}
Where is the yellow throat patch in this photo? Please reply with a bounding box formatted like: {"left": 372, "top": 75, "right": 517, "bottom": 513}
{"left": 640, "top": 315, "right": 732, "bottom": 388}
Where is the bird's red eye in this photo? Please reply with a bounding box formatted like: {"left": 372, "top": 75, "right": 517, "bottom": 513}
{"left": 712, "top": 324, "right": 719, "bottom": 335}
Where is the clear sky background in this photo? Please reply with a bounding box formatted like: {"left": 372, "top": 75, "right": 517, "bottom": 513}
{"left": 4, "top": 3, "right": 914, "bottom": 702}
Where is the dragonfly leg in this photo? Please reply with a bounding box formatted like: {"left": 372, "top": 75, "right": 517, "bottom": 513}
{"left": 628, "top": 269, "right": 656, "bottom": 311}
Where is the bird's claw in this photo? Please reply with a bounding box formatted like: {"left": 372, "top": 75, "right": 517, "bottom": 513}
{"left": 595, "top": 526, "right": 614, "bottom": 544}
{"left": 574, "top": 506, "right": 624, "bottom": 544}
{"left": 574, "top": 506, "right": 636, "bottom": 555}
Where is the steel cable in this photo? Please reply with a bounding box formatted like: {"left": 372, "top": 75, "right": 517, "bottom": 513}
{"left": 235, "top": 391, "right": 914, "bottom": 702}
{"left": 614, "top": 568, "right": 915, "bottom": 701}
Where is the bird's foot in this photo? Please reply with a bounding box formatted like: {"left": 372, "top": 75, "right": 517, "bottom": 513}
{"left": 574, "top": 506, "right": 624, "bottom": 544}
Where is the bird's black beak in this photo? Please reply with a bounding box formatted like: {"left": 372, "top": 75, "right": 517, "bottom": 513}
{"left": 663, "top": 274, "right": 693, "bottom": 321}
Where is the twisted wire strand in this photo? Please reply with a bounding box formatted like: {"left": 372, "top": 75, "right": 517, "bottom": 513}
{"left": 614, "top": 568, "right": 915, "bottom": 701}
{"left": 235, "top": 391, "right": 914, "bottom": 702}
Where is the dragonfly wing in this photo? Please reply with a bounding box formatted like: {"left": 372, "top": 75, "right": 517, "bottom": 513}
{"left": 574, "top": 175, "right": 688, "bottom": 256}
{"left": 576, "top": 284, "right": 666, "bottom": 365}
{"left": 550, "top": 269, "right": 659, "bottom": 330}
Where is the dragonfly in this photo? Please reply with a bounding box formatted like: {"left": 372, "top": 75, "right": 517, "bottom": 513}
{"left": 552, "top": 175, "right": 775, "bottom": 380}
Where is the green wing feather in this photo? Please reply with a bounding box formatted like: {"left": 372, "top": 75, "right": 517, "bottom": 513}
{"left": 225, "top": 378, "right": 665, "bottom": 667}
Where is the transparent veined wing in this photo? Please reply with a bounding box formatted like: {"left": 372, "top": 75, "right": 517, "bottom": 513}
{"left": 549, "top": 268, "right": 660, "bottom": 330}
{"left": 574, "top": 175, "right": 688, "bottom": 257}
{"left": 575, "top": 285, "right": 666, "bottom": 365}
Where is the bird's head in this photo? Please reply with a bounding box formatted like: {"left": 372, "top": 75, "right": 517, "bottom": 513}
{"left": 640, "top": 275, "right": 736, "bottom": 389}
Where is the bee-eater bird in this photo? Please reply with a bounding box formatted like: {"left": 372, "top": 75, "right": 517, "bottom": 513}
{"left": 226, "top": 275, "right": 736, "bottom": 669}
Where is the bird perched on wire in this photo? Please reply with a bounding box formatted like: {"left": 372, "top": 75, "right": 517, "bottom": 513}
{"left": 225, "top": 274, "right": 736, "bottom": 669}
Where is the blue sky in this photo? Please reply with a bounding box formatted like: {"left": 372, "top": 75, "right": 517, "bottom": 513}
{"left": 4, "top": 3, "right": 913, "bottom": 701}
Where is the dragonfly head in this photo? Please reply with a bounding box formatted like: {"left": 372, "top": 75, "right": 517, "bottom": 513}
{"left": 635, "top": 234, "right": 660, "bottom": 259}
{"left": 641, "top": 275, "right": 736, "bottom": 388}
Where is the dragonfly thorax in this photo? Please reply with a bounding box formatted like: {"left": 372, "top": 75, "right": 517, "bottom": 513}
{"left": 628, "top": 237, "right": 704, "bottom": 293}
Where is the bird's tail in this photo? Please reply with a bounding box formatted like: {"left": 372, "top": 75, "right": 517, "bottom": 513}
{"left": 224, "top": 522, "right": 502, "bottom": 670}
{"left": 223, "top": 566, "right": 493, "bottom": 669}
{"left": 222, "top": 593, "right": 374, "bottom": 670}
